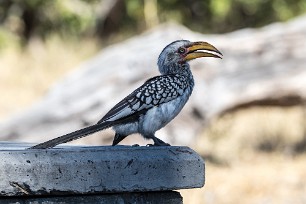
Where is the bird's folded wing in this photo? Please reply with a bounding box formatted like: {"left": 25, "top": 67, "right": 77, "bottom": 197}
{"left": 98, "top": 75, "right": 187, "bottom": 123}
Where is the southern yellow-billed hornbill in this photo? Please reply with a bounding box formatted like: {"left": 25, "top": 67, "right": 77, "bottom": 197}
{"left": 29, "top": 40, "right": 222, "bottom": 149}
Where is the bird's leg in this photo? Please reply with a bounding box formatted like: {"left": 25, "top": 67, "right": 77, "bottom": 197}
{"left": 112, "top": 133, "right": 127, "bottom": 146}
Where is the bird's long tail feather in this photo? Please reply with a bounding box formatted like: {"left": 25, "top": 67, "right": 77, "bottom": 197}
{"left": 28, "top": 121, "right": 113, "bottom": 149}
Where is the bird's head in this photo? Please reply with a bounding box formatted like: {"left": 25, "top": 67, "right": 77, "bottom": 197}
{"left": 157, "top": 40, "right": 222, "bottom": 74}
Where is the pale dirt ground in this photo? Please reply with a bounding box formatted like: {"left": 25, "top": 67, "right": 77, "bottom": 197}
{"left": 1, "top": 39, "right": 306, "bottom": 204}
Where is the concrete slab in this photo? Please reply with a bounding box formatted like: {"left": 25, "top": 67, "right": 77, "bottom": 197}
{"left": 0, "top": 142, "right": 205, "bottom": 196}
{"left": 0, "top": 191, "right": 183, "bottom": 204}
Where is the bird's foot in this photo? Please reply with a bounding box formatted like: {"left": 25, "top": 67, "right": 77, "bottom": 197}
{"left": 145, "top": 135, "right": 171, "bottom": 147}
{"left": 146, "top": 144, "right": 154, "bottom": 147}
{"left": 146, "top": 142, "right": 170, "bottom": 147}
{"left": 153, "top": 137, "right": 170, "bottom": 146}
{"left": 132, "top": 144, "right": 140, "bottom": 147}
{"left": 156, "top": 142, "right": 170, "bottom": 146}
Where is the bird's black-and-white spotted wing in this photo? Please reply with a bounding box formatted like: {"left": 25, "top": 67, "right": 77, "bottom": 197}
{"left": 98, "top": 75, "right": 189, "bottom": 123}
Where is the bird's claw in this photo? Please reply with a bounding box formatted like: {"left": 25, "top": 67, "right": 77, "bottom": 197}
{"left": 160, "top": 143, "right": 170, "bottom": 146}
{"left": 132, "top": 144, "right": 140, "bottom": 147}
{"left": 146, "top": 143, "right": 170, "bottom": 147}
{"left": 146, "top": 144, "right": 154, "bottom": 147}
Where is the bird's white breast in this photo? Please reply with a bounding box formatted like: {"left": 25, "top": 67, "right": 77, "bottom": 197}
{"left": 139, "top": 86, "right": 192, "bottom": 135}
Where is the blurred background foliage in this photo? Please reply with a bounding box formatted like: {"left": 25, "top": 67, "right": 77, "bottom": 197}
{"left": 0, "top": 0, "right": 306, "bottom": 49}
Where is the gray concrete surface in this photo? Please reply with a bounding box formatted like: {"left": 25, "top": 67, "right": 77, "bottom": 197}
{"left": 0, "top": 191, "right": 182, "bottom": 204}
{"left": 0, "top": 142, "right": 205, "bottom": 196}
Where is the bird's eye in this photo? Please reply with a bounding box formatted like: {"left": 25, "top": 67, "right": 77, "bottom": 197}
{"left": 178, "top": 47, "right": 186, "bottom": 54}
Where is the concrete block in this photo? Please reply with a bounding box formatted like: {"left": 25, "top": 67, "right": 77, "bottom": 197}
{"left": 0, "top": 191, "right": 183, "bottom": 204}
{"left": 0, "top": 142, "right": 205, "bottom": 196}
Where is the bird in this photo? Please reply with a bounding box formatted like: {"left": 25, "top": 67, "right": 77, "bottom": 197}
{"left": 29, "top": 40, "right": 222, "bottom": 149}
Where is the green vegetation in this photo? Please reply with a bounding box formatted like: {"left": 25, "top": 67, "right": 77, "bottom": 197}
{"left": 0, "top": 0, "right": 305, "bottom": 48}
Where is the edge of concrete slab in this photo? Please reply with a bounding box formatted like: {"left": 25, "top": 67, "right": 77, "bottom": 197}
{"left": 0, "top": 191, "right": 183, "bottom": 204}
{"left": 0, "top": 142, "right": 205, "bottom": 196}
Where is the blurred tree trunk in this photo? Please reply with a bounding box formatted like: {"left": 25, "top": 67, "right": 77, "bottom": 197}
{"left": 95, "top": 0, "right": 126, "bottom": 38}
{"left": 21, "top": 5, "right": 37, "bottom": 41}
{"left": 144, "top": 0, "right": 159, "bottom": 28}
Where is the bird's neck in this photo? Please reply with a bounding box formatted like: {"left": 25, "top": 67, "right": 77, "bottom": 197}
{"left": 160, "top": 63, "right": 194, "bottom": 86}
{"left": 162, "top": 62, "right": 192, "bottom": 76}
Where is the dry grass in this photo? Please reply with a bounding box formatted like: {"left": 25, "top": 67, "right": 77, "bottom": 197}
{"left": 185, "top": 106, "right": 306, "bottom": 204}
{"left": 0, "top": 36, "right": 99, "bottom": 120}
{"left": 196, "top": 107, "right": 306, "bottom": 162}
{"left": 1, "top": 38, "right": 306, "bottom": 204}
{"left": 181, "top": 153, "right": 306, "bottom": 204}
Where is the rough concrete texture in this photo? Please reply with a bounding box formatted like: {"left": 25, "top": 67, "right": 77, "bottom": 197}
{"left": 0, "top": 191, "right": 182, "bottom": 204}
{"left": 0, "top": 142, "right": 204, "bottom": 196}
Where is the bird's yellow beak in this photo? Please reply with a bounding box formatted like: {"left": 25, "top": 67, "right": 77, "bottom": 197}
{"left": 185, "top": 41, "right": 222, "bottom": 61}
